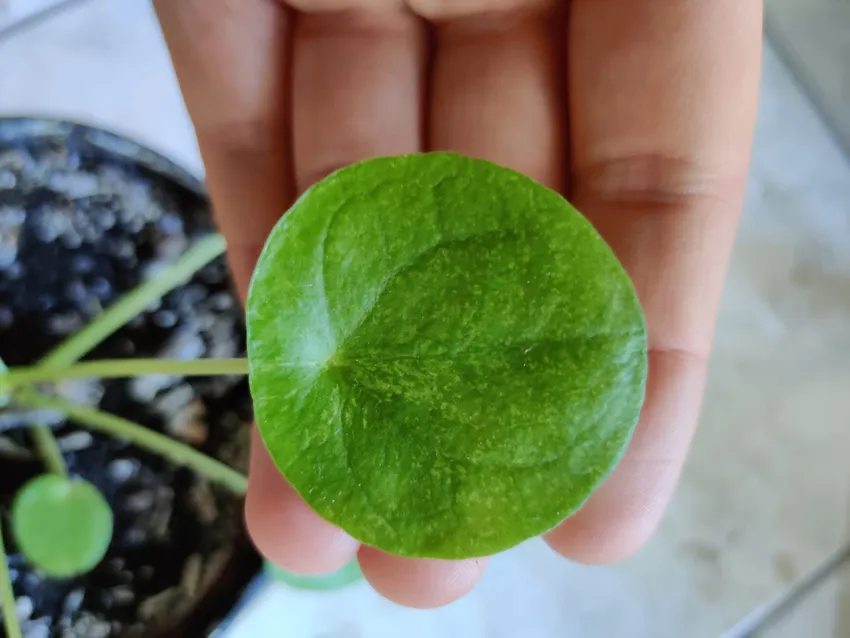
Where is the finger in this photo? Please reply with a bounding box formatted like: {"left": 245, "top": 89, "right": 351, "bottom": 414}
{"left": 156, "top": 0, "right": 359, "bottom": 576}
{"left": 428, "top": 3, "right": 565, "bottom": 189}
{"left": 407, "top": 0, "right": 549, "bottom": 21}
{"left": 290, "top": 8, "right": 425, "bottom": 191}
{"left": 286, "top": 0, "right": 402, "bottom": 12}
{"left": 245, "top": 430, "right": 359, "bottom": 573}
{"left": 358, "top": 547, "right": 487, "bottom": 609}
{"left": 546, "top": 0, "right": 762, "bottom": 562}
{"left": 289, "top": 0, "right": 549, "bottom": 20}
{"left": 289, "top": 4, "right": 484, "bottom": 607}
{"left": 154, "top": 0, "right": 293, "bottom": 298}
{"left": 348, "top": 3, "right": 564, "bottom": 607}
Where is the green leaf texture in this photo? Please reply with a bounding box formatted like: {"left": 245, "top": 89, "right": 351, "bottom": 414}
{"left": 246, "top": 152, "right": 647, "bottom": 559}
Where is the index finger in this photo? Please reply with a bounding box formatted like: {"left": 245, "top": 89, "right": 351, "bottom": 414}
{"left": 154, "top": 0, "right": 294, "bottom": 298}
{"left": 154, "top": 0, "right": 361, "bottom": 576}
{"left": 546, "top": 0, "right": 763, "bottom": 562}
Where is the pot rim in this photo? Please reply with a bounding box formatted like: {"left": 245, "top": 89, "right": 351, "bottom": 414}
{"left": 0, "top": 115, "right": 206, "bottom": 198}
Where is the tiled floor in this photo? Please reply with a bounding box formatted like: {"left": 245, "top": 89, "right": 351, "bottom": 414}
{"left": 0, "top": 0, "right": 72, "bottom": 32}
{"left": 1, "top": 1, "right": 849, "bottom": 637}
{"left": 767, "top": 0, "right": 850, "bottom": 157}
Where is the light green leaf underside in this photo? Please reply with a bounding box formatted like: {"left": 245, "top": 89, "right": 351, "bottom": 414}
{"left": 247, "top": 153, "right": 647, "bottom": 559}
{"left": 265, "top": 558, "right": 363, "bottom": 591}
{"left": 12, "top": 476, "right": 113, "bottom": 579}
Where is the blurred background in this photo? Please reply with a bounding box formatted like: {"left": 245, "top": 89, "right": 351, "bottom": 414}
{"left": 1, "top": 1, "right": 848, "bottom": 637}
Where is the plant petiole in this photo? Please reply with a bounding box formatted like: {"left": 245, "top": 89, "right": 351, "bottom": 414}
{"left": 30, "top": 420, "right": 69, "bottom": 477}
{"left": 38, "top": 234, "right": 227, "bottom": 369}
{"left": 19, "top": 234, "right": 227, "bottom": 483}
{"left": 0, "top": 519, "right": 23, "bottom": 638}
{"left": 2, "top": 358, "right": 248, "bottom": 389}
{"left": 15, "top": 390, "right": 248, "bottom": 495}
{"left": 3, "top": 358, "right": 70, "bottom": 476}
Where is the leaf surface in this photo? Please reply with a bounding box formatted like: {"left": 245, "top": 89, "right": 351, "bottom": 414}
{"left": 247, "top": 153, "right": 647, "bottom": 559}
{"left": 12, "top": 475, "right": 113, "bottom": 578}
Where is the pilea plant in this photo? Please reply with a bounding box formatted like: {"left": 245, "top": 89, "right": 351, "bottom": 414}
{"left": 0, "top": 235, "right": 248, "bottom": 638}
{"left": 0, "top": 235, "right": 349, "bottom": 638}
{"left": 0, "top": 152, "right": 647, "bottom": 636}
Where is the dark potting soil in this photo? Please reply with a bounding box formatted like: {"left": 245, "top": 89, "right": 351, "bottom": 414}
{"left": 0, "top": 120, "right": 259, "bottom": 637}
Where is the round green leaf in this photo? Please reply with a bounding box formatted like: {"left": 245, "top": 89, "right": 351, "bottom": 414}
{"left": 12, "top": 475, "right": 113, "bottom": 578}
{"left": 246, "top": 152, "right": 647, "bottom": 559}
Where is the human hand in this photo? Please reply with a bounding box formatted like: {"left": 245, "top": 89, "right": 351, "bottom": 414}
{"left": 154, "top": 0, "right": 762, "bottom": 609}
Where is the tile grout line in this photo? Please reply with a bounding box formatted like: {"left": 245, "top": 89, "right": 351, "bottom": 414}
{"left": 718, "top": 542, "right": 850, "bottom": 638}
{"left": 834, "top": 493, "right": 850, "bottom": 638}
{"left": 0, "top": 0, "right": 91, "bottom": 46}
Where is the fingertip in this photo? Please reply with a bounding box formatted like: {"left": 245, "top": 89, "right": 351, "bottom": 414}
{"left": 357, "top": 547, "right": 487, "bottom": 609}
{"left": 542, "top": 460, "right": 670, "bottom": 564}
{"left": 546, "top": 347, "right": 711, "bottom": 564}
{"left": 245, "top": 429, "right": 360, "bottom": 575}
{"left": 543, "top": 505, "right": 659, "bottom": 565}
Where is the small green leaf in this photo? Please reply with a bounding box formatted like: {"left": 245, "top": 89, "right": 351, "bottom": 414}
{"left": 247, "top": 152, "right": 647, "bottom": 559}
{"left": 12, "top": 475, "right": 113, "bottom": 579}
{"left": 0, "top": 357, "right": 9, "bottom": 407}
{"left": 265, "top": 559, "right": 363, "bottom": 591}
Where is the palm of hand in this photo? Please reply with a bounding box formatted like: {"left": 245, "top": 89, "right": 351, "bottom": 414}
{"left": 155, "top": 0, "right": 762, "bottom": 609}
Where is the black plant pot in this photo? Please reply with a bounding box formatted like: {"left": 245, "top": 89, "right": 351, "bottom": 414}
{"left": 0, "top": 117, "right": 261, "bottom": 637}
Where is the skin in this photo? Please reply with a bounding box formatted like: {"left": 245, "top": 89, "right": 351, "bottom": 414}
{"left": 154, "top": 0, "right": 763, "bottom": 609}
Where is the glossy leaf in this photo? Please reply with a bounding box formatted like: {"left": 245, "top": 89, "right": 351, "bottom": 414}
{"left": 247, "top": 152, "right": 647, "bottom": 559}
{"left": 12, "top": 475, "right": 113, "bottom": 578}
